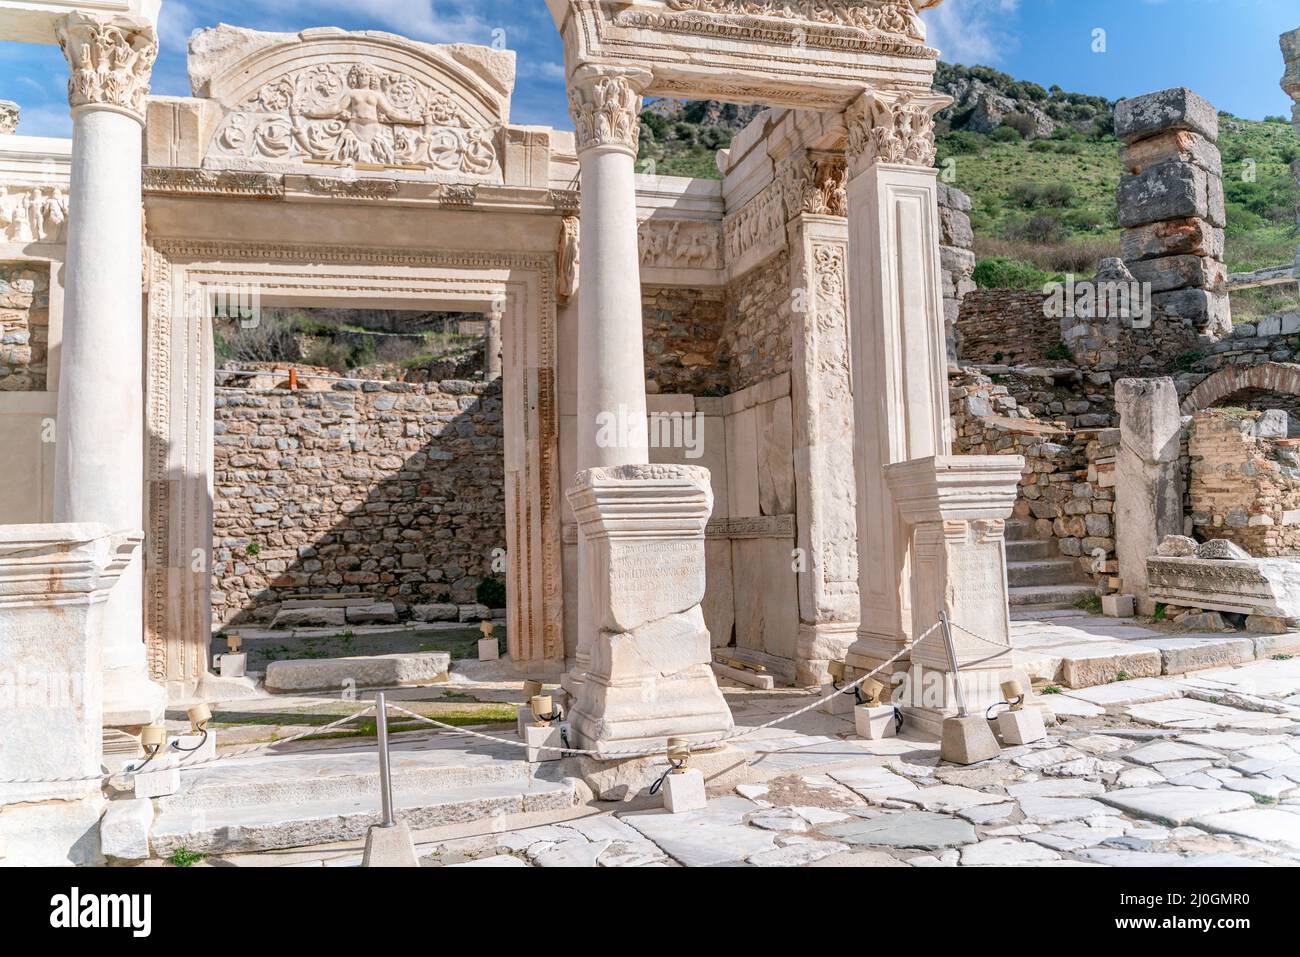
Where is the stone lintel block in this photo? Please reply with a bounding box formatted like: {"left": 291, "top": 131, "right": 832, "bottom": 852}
{"left": 1122, "top": 218, "right": 1224, "bottom": 262}
{"left": 1127, "top": 254, "right": 1226, "bottom": 294}
{"left": 996, "top": 708, "right": 1046, "bottom": 746}
{"left": 1115, "top": 87, "right": 1219, "bottom": 145}
{"left": 1121, "top": 129, "right": 1222, "bottom": 176}
{"left": 662, "top": 767, "right": 707, "bottom": 813}
{"left": 1117, "top": 162, "right": 1220, "bottom": 229}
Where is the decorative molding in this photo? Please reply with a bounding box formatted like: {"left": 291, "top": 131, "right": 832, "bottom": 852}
{"left": 568, "top": 71, "right": 647, "bottom": 155}
{"left": 55, "top": 13, "right": 157, "bottom": 121}
{"left": 142, "top": 167, "right": 284, "bottom": 199}
{"left": 638, "top": 218, "right": 723, "bottom": 269}
{"left": 724, "top": 180, "right": 787, "bottom": 265}
{"left": 549, "top": 188, "right": 580, "bottom": 212}
{"left": 438, "top": 183, "right": 478, "bottom": 206}
{"left": 0, "top": 183, "right": 68, "bottom": 242}
{"left": 207, "top": 60, "right": 500, "bottom": 177}
{"left": 663, "top": 0, "right": 927, "bottom": 42}
{"left": 304, "top": 175, "right": 400, "bottom": 199}
{"left": 845, "top": 90, "right": 946, "bottom": 171}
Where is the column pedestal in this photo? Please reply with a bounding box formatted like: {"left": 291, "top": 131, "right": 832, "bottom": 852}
{"left": 52, "top": 13, "right": 163, "bottom": 731}
{"left": 566, "top": 464, "right": 733, "bottom": 752}
{"left": 0, "top": 524, "right": 140, "bottom": 866}
{"left": 883, "top": 455, "right": 1045, "bottom": 737}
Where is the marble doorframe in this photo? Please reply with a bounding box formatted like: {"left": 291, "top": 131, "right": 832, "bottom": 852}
{"left": 144, "top": 239, "right": 561, "bottom": 699}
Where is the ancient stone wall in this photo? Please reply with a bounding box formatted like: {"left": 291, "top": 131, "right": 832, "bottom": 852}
{"left": 938, "top": 183, "right": 976, "bottom": 365}
{"left": 642, "top": 286, "right": 729, "bottom": 395}
{"left": 721, "top": 250, "right": 793, "bottom": 393}
{"left": 0, "top": 263, "right": 48, "bottom": 392}
{"left": 955, "top": 290, "right": 1062, "bottom": 367}
{"left": 211, "top": 377, "right": 505, "bottom": 626}
{"left": 1188, "top": 409, "right": 1300, "bottom": 556}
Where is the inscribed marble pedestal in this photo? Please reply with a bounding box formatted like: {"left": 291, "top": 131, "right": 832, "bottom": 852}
{"left": 566, "top": 464, "right": 733, "bottom": 752}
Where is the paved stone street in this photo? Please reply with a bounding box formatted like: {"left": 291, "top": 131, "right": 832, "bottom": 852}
{"left": 190, "top": 647, "right": 1300, "bottom": 868}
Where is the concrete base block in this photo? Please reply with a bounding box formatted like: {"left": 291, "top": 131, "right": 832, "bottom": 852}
{"left": 478, "top": 638, "right": 499, "bottom": 661}
{"left": 132, "top": 765, "right": 181, "bottom": 799}
{"left": 1103, "top": 594, "right": 1136, "bottom": 618}
{"left": 525, "top": 723, "right": 562, "bottom": 763}
{"left": 940, "top": 715, "right": 1001, "bottom": 765}
{"left": 361, "top": 821, "right": 419, "bottom": 867}
{"left": 821, "top": 685, "right": 857, "bottom": 715}
{"left": 663, "top": 767, "right": 707, "bottom": 813}
{"left": 173, "top": 731, "right": 216, "bottom": 765}
{"left": 517, "top": 705, "right": 533, "bottom": 737}
{"left": 996, "top": 708, "right": 1047, "bottom": 746}
{"left": 100, "top": 798, "right": 154, "bottom": 861}
{"left": 854, "top": 704, "right": 897, "bottom": 740}
{"left": 219, "top": 652, "right": 247, "bottom": 678}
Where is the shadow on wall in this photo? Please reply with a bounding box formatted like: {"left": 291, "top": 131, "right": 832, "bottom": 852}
{"left": 210, "top": 372, "right": 506, "bottom": 628}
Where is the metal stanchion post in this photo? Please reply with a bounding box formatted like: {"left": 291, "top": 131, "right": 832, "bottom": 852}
{"left": 375, "top": 691, "right": 395, "bottom": 828}
{"left": 361, "top": 692, "right": 417, "bottom": 866}
{"left": 936, "top": 611, "right": 1002, "bottom": 765}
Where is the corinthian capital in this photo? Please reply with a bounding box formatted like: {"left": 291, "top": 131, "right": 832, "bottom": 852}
{"left": 844, "top": 89, "right": 950, "bottom": 175}
{"left": 568, "top": 68, "right": 652, "bottom": 156}
{"left": 55, "top": 13, "right": 158, "bottom": 122}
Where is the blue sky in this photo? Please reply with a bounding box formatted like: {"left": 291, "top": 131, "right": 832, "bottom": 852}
{"left": 1, "top": 0, "right": 1296, "bottom": 138}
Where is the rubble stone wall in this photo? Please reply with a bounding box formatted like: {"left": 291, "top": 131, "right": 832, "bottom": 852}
{"left": 722, "top": 250, "right": 794, "bottom": 393}
{"left": 0, "top": 263, "right": 48, "bottom": 392}
{"left": 642, "top": 286, "right": 730, "bottom": 396}
{"left": 211, "top": 377, "right": 505, "bottom": 626}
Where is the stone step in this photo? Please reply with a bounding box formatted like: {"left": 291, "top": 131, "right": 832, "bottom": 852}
{"left": 1007, "top": 559, "right": 1086, "bottom": 588}
{"left": 1008, "top": 584, "right": 1096, "bottom": 608}
{"left": 157, "top": 732, "right": 534, "bottom": 812}
{"left": 1006, "top": 538, "right": 1059, "bottom": 562}
{"left": 150, "top": 778, "right": 580, "bottom": 856}
{"left": 1004, "top": 520, "right": 1037, "bottom": 543}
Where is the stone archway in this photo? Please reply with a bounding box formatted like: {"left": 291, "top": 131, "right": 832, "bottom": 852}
{"left": 1180, "top": 362, "right": 1300, "bottom": 414}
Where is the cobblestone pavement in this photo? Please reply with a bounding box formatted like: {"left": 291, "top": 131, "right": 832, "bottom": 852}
{"left": 417, "top": 654, "right": 1300, "bottom": 867}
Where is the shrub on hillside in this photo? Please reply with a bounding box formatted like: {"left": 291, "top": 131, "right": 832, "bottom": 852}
{"left": 972, "top": 257, "right": 1059, "bottom": 290}
{"left": 990, "top": 125, "right": 1023, "bottom": 143}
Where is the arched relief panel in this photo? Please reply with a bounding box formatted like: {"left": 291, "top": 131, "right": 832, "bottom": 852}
{"left": 144, "top": 240, "right": 562, "bottom": 696}
{"left": 191, "top": 27, "right": 515, "bottom": 181}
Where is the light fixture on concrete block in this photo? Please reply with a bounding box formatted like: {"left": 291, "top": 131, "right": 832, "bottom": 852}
{"left": 821, "top": 660, "right": 857, "bottom": 715}
{"left": 1102, "top": 594, "right": 1136, "bottom": 618}
{"left": 660, "top": 737, "right": 707, "bottom": 813}
{"left": 993, "top": 679, "right": 1046, "bottom": 745}
{"left": 478, "top": 620, "right": 499, "bottom": 661}
{"left": 525, "top": 694, "right": 562, "bottom": 762}
{"left": 518, "top": 678, "right": 547, "bottom": 736}
{"left": 220, "top": 634, "right": 247, "bottom": 678}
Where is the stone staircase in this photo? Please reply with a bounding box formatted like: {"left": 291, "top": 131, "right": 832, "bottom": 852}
{"left": 149, "top": 730, "right": 580, "bottom": 857}
{"left": 1005, "top": 519, "right": 1095, "bottom": 615}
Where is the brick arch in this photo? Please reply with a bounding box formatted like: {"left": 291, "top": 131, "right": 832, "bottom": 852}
{"left": 1180, "top": 362, "right": 1300, "bottom": 414}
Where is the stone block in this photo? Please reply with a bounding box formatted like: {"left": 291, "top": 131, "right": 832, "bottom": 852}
{"left": 662, "top": 767, "right": 707, "bottom": 813}
{"left": 271, "top": 606, "right": 346, "bottom": 628}
{"left": 265, "top": 651, "right": 450, "bottom": 692}
{"left": 100, "top": 799, "right": 154, "bottom": 861}
{"left": 361, "top": 821, "right": 418, "bottom": 868}
{"left": 133, "top": 765, "right": 181, "bottom": 799}
{"left": 459, "top": 603, "right": 490, "bottom": 622}
{"left": 174, "top": 731, "right": 216, "bottom": 764}
{"left": 1102, "top": 593, "right": 1135, "bottom": 618}
{"left": 411, "top": 602, "right": 459, "bottom": 622}
{"left": 821, "top": 685, "right": 857, "bottom": 715}
{"left": 1121, "top": 218, "right": 1224, "bottom": 262}
{"left": 854, "top": 704, "right": 897, "bottom": 740}
{"left": 1115, "top": 87, "right": 1219, "bottom": 145}
{"left": 525, "top": 723, "right": 563, "bottom": 763}
{"left": 1121, "top": 129, "right": 1222, "bottom": 175}
{"left": 1117, "top": 162, "right": 1214, "bottom": 229}
{"left": 517, "top": 704, "right": 533, "bottom": 737}
{"left": 1127, "top": 254, "right": 1226, "bottom": 293}
{"left": 1157, "top": 535, "right": 1198, "bottom": 557}
{"left": 219, "top": 651, "right": 247, "bottom": 678}
{"left": 1245, "top": 614, "right": 1290, "bottom": 635}
{"left": 1197, "top": 539, "right": 1250, "bottom": 560}
{"left": 345, "top": 602, "right": 397, "bottom": 624}
{"left": 1150, "top": 288, "right": 1231, "bottom": 337}
{"left": 1061, "top": 648, "right": 1162, "bottom": 688}
{"left": 478, "top": 637, "right": 499, "bottom": 661}
{"left": 996, "top": 708, "right": 1047, "bottom": 746}
{"left": 939, "top": 715, "right": 1001, "bottom": 765}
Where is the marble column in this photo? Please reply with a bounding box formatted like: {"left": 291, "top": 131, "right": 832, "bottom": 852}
{"left": 563, "top": 67, "right": 652, "bottom": 695}
{"left": 485, "top": 306, "right": 503, "bottom": 381}
{"left": 52, "top": 13, "right": 164, "bottom": 730}
{"left": 840, "top": 90, "right": 955, "bottom": 680}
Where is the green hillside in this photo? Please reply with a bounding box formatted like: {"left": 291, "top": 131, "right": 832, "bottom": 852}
{"left": 639, "top": 63, "right": 1300, "bottom": 293}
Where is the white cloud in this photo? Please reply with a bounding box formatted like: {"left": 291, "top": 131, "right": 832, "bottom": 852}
{"left": 922, "top": 0, "right": 1021, "bottom": 65}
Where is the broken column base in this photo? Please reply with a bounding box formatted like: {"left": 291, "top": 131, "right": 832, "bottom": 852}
{"left": 939, "top": 715, "right": 1002, "bottom": 765}
{"left": 361, "top": 822, "right": 419, "bottom": 868}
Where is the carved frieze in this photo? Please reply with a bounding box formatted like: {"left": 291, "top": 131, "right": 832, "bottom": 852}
{"left": 638, "top": 219, "right": 723, "bottom": 269}
{"left": 142, "top": 167, "right": 284, "bottom": 198}
{"left": 207, "top": 61, "right": 500, "bottom": 177}
{"left": 724, "top": 182, "right": 787, "bottom": 265}
{"left": 664, "top": 0, "right": 927, "bottom": 41}
{"left": 845, "top": 90, "right": 946, "bottom": 171}
{"left": 55, "top": 14, "right": 157, "bottom": 121}
{"left": 304, "top": 175, "right": 400, "bottom": 199}
{"left": 0, "top": 184, "right": 69, "bottom": 242}
{"left": 569, "top": 72, "right": 646, "bottom": 155}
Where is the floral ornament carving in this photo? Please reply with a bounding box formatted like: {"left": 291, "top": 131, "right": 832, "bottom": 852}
{"left": 55, "top": 14, "right": 157, "bottom": 120}
{"left": 780, "top": 151, "right": 848, "bottom": 217}
{"left": 209, "top": 61, "right": 499, "bottom": 177}
{"left": 845, "top": 90, "right": 947, "bottom": 170}
{"left": 568, "top": 73, "right": 646, "bottom": 154}
{"left": 664, "top": 0, "right": 926, "bottom": 42}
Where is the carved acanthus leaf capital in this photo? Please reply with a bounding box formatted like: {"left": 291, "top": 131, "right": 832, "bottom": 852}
{"left": 844, "top": 89, "right": 950, "bottom": 173}
{"left": 568, "top": 68, "right": 652, "bottom": 156}
{"left": 55, "top": 13, "right": 157, "bottom": 121}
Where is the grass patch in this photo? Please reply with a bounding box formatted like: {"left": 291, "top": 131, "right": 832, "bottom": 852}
{"left": 1041, "top": 684, "right": 1062, "bottom": 695}
{"left": 167, "top": 847, "right": 206, "bottom": 868}
{"left": 1075, "top": 593, "right": 1103, "bottom": 615}
{"left": 1153, "top": 603, "right": 1168, "bottom": 622}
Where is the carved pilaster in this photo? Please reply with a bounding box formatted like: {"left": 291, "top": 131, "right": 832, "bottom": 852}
{"left": 844, "top": 89, "right": 948, "bottom": 176}
{"left": 568, "top": 69, "right": 651, "bottom": 156}
{"left": 55, "top": 13, "right": 157, "bottom": 122}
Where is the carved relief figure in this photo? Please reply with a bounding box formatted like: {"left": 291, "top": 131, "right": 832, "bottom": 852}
{"left": 638, "top": 219, "right": 723, "bottom": 269}
{"left": 558, "top": 215, "right": 580, "bottom": 301}
{"left": 0, "top": 184, "right": 70, "bottom": 242}
{"left": 209, "top": 61, "right": 500, "bottom": 177}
